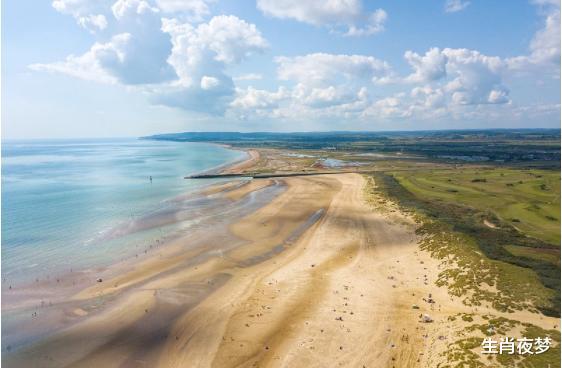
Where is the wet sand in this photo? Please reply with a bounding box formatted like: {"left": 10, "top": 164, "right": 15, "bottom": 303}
{"left": 3, "top": 173, "right": 559, "bottom": 367}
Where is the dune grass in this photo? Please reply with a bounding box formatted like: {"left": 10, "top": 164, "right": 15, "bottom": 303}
{"left": 366, "top": 170, "right": 561, "bottom": 367}
{"left": 367, "top": 170, "right": 560, "bottom": 316}
{"left": 443, "top": 314, "right": 560, "bottom": 368}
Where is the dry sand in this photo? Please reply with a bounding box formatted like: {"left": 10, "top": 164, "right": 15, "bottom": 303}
{"left": 222, "top": 150, "right": 260, "bottom": 174}
{"left": 4, "top": 173, "right": 559, "bottom": 368}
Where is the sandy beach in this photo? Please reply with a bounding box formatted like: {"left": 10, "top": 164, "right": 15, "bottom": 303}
{"left": 3, "top": 167, "right": 559, "bottom": 367}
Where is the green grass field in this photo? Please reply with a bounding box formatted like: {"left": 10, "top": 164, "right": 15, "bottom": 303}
{"left": 392, "top": 168, "right": 561, "bottom": 246}
{"left": 369, "top": 169, "right": 560, "bottom": 316}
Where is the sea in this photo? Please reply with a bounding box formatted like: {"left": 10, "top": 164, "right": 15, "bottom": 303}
{"left": 1, "top": 138, "right": 246, "bottom": 286}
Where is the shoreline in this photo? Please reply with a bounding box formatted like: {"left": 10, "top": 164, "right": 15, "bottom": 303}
{"left": 1, "top": 145, "right": 269, "bottom": 352}
{"left": 3, "top": 147, "right": 560, "bottom": 367}
{"left": 3, "top": 143, "right": 258, "bottom": 294}
{"left": 2, "top": 177, "right": 285, "bottom": 353}
{"left": 184, "top": 144, "right": 259, "bottom": 177}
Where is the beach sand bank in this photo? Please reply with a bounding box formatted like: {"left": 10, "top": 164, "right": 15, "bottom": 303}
{"left": 4, "top": 172, "right": 559, "bottom": 367}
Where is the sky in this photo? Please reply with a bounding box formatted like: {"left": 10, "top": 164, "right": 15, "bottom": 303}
{"left": 2, "top": 0, "right": 561, "bottom": 139}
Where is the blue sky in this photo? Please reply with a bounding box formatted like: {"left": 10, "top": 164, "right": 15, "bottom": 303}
{"left": 2, "top": 0, "right": 560, "bottom": 138}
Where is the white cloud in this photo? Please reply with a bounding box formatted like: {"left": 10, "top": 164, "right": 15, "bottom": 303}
{"left": 111, "top": 0, "right": 159, "bottom": 20}
{"left": 155, "top": 0, "right": 212, "bottom": 20}
{"left": 507, "top": 0, "right": 560, "bottom": 72}
{"left": 344, "top": 9, "right": 387, "bottom": 37}
{"left": 444, "top": 0, "right": 470, "bottom": 13}
{"left": 487, "top": 89, "right": 510, "bottom": 104}
{"left": 366, "top": 96, "right": 412, "bottom": 119}
{"left": 404, "top": 48, "right": 448, "bottom": 83}
{"left": 411, "top": 86, "right": 445, "bottom": 108}
{"left": 196, "top": 15, "right": 269, "bottom": 63}
{"left": 153, "top": 15, "right": 267, "bottom": 112}
{"left": 231, "top": 46, "right": 512, "bottom": 122}
{"left": 150, "top": 79, "right": 234, "bottom": 114}
{"left": 400, "top": 47, "right": 509, "bottom": 106}
{"left": 297, "top": 85, "right": 357, "bottom": 108}
{"left": 52, "top": 0, "right": 109, "bottom": 15}
{"left": 233, "top": 73, "right": 263, "bottom": 81}
{"left": 442, "top": 48, "right": 508, "bottom": 105}
{"left": 276, "top": 53, "right": 390, "bottom": 86}
{"left": 31, "top": 30, "right": 177, "bottom": 85}
{"left": 34, "top": 9, "right": 268, "bottom": 115}
{"left": 77, "top": 14, "right": 108, "bottom": 31}
{"left": 161, "top": 16, "right": 267, "bottom": 83}
{"left": 231, "top": 86, "right": 289, "bottom": 110}
{"left": 229, "top": 84, "right": 371, "bottom": 120}
{"left": 29, "top": 35, "right": 124, "bottom": 84}
{"left": 256, "top": 0, "right": 387, "bottom": 36}
{"left": 52, "top": 0, "right": 112, "bottom": 31}
{"left": 38, "top": 0, "right": 559, "bottom": 126}
{"left": 47, "top": 0, "right": 176, "bottom": 84}
{"left": 200, "top": 76, "right": 220, "bottom": 90}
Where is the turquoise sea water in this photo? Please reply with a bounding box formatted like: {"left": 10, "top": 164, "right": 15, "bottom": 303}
{"left": 1, "top": 138, "right": 245, "bottom": 284}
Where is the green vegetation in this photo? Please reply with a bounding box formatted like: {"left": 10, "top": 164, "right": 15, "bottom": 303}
{"left": 368, "top": 171, "right": 560, "bottom": 316}
{"left": 443, "top": 315, "right": 560, "bottom": 368}
{"left": 145, "top": 129, "right": 561, "bottom": 167}
{"left": 505, "top": 245, "right": 560, "bottom": 266}
{"left": 393, "top": 168, "right": 560, "bottom": 245}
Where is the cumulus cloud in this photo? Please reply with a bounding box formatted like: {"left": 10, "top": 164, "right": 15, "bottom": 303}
{"left": 36, "top": 0, "right": 559, "bottom": 125}
{"left": 35, "top": 3, "right": 176, "bottom": 85}
{"left": 404, "top": 48, "right": 448, "bottom": 83}
{"left": 444, "top": 0, "right": 470, "bottom": 13}
{"left": 231, "top": 86, "right": 289, "bottom": 111}
{"left": 29, "top": 39, "right": 119, "bottom": 84}
{"left": 256, "top": 0, "right": 387, "bottom": 36}
{"left": 364, "top": 96, "right": 412, "bottom": 119}
{"left": 276, "top": 53, "right": 390, "bottom": 86}
{"left": 77, "top": 14, "right": 108, "bottom": 31}
{"left": 295, "top": 85, "right": 358, "bottom": 108}
{"left": 230, "top": 52, "right": 377, "bottom": 121}
{"left": 150, "top": 78, "right": 234, "bottom": 114}
{"left": 45, "top": 0, "right": 179, "bottom": 84}
{"left": 400, "top": 47, "right": 510, "bottom": 106}
{"left": 200, "top": 76, "right": 220, "bottom": 90}
{"left": 36, "top": 2, "right": 268, "bottom": 115}
{"left": 111, "top": 0, "right": 159, "bottom": 20}
{"left": 232, "top": 45, "right": 513, "bottom": 122}
{"left": 230, "top": 83, "right": 371, "bottom": 120}
{"left": 344, "top": 9, "right": 387, "bottom": 37}
{"left": 507, "top": 0, "right": 560, "bottom": 72}
{"left": 155, "top": 15, "right": 267, "bottom": 112}
{"left": 411, "top": 86, "right": 445, "bottom": 108}
{"left": 155, "top": 0, "right": 212, "bottom": 20}
{"left": 442, "top": 48, "right": 508, "bottom": 105}
{"left": 52, "top": 0, "right": 112, "bottom": 31}
{"left": 233, "top": 73, "right": 263, "bottom": 81}
{"left": 31, "top": 30, "right": 176, "bottom": 85}
{"left": 195, "top": 16, "right": 269, "bottom": 63}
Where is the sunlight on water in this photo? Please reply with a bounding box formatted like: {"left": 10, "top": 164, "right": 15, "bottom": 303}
{"left": 1, "top": 138, "right": 245, "bottom": 283}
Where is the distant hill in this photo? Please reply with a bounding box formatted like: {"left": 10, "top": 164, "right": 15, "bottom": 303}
{"left": 142, "top": 129, "right": 561, "bottom": 166}
{"left": 144, "top": 129, "right": 560, "bottom": 143}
